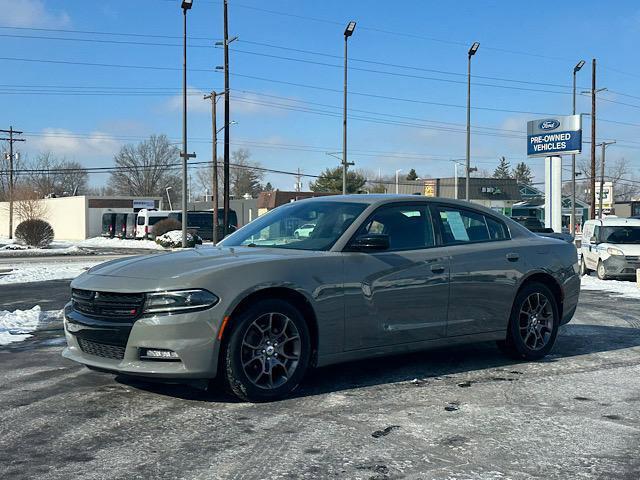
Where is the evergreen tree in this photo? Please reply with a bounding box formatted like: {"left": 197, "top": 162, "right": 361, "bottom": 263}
{"left": 309, "top": 167, "right": 367, "bottom": 193}
{"left": 512, "top": 162, "right": 533, "bottom": 185}
{"left": 264, "top": 182, "right": 274, "bottom": 191}
{"left": 406, "top": 168, "right": 418, "bottom": 180}
{"left": 493, "top": 156, "right": 512, "bottom": 179}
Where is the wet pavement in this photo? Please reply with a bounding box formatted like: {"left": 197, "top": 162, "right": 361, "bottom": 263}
{"left": 1, "top": 289, "right": 639, "bottom": 479}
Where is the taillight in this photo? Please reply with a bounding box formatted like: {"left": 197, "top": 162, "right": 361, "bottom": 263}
{"left": 145, "top": 226, "right": 149, "bottom": 234}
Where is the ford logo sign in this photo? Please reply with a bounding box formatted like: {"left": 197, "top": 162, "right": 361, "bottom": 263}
{"left": 539, "top": 119, "right": 560, "bottom": 130}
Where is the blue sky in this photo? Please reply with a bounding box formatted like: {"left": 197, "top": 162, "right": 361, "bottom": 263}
{"left": 2, "top": 0, "right": 640, "bottom": 191}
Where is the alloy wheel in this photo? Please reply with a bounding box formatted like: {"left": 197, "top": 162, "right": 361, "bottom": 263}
{"left": 240, "top": 312, "right": 302, "bottom": 389}
{"left": 518, "top": 292, "right": 554, "bottom": 351}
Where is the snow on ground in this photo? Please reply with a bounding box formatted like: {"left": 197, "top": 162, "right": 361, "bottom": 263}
{"left": 0, "top": 244, "right": 84, "bottom": 257}
{"left": 0, "top": 306, "right": 63, "bottom": 345}
{"left": 0, "top": 260, "right": 102, "bottom": 285}
{"left": 581, "top": 273, "right": 640, "bottom": 299}
{"left": 78, "top": 237, "right": 165, "bottom": 250}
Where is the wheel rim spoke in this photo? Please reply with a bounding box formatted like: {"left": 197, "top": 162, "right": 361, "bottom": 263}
{"left": 518, "top": 292, "right": 554, "bottom": 351}
{"left": 241, "top": 311, "right": 301, "bottom": 390}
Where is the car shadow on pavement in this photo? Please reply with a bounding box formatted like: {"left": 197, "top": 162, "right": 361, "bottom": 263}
{"left": 113, "top": 323, "right": 640, "bottom": 402}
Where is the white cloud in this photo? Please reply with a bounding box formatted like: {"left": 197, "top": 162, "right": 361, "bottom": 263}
{"left": 31, "top": 128, "right": 120, "bottom": 157}
{"left": 0, "top": 0, "right": 71, "bottom": 28}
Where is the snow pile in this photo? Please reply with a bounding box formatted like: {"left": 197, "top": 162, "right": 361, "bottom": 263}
{"left": 0, "top": 306, "right": 64, "bottom": 345}
{"left": 581, "top": 274, "right": 640, "bottom": 299}
{"left": 79, "top": 237, "right": 165, "bottom": 250}
{"left": 0, "top": 260, "right": 102, "bottom": 284}
{"left": 155, "top": 230, "right": 201, "bottom": 248}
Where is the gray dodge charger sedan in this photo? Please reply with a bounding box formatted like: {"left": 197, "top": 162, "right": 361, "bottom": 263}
{"left": 63, "top": 195, "right": 580, "bottom": 401}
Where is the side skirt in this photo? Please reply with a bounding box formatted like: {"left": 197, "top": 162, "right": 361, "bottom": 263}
{"left": 316, "top": 330, "right": 506, "bottom": 368}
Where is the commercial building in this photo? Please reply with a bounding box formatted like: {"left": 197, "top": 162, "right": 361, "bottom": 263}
{"left": 0, "top": 196, "right": 162, "bottom": 241}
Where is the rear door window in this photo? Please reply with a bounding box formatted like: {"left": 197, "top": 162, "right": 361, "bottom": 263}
{"left": 436, "top": 206, "right": 509, "bottom": 245}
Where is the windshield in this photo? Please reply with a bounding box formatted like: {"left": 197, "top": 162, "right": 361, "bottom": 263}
{"left": 220, "top": 201, "right": 367, "bottom": 251}
{"left": 601, "top": 226, "right": 640, "bottom": 244}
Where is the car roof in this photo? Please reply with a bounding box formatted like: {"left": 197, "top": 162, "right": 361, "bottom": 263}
{"left": 299, "top": 194, "right": 514, "bottom": 217}
{"left": 585, "top": 217, "right": 640, "bottom": 227}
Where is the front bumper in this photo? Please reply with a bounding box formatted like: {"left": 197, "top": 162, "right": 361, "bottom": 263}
{"left": 62, "top": 303, "right": 222, "bottom": 379}
{"left": 602, "top": 255, "right": 640, "bottom": 278}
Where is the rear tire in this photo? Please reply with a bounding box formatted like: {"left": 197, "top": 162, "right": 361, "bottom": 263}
{"left": 580, "top": 257, "right": 591, "bottom": 276}
{"left": 222, "top": 299, "right": 311, "bottom": 402}
{"left": 499, "top": 282, "right": 559, "bottom": 361}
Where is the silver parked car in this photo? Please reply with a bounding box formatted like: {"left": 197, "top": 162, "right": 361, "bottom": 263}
{"left": 63, "top": 195, "right": 580, "bottom": 401}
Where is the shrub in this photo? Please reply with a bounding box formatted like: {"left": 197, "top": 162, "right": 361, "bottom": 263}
{"left": 15, "top": 219, "right": 55, "bottom": 248}
{"left": 155, "top": 230, "right": 202, "bottom": 248}
{"left": 152, "top": 218, "right": 182, "bottom": 238}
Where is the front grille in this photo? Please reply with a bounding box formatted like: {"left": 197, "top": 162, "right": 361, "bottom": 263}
{"left": 78, "top": 338, "right": 126, "bottom": 360}
{"left": 72, "top": 289, "right": 145, "bottom": 321}
{"left": 625, "top": 255, "right": 640, "bottom": 262}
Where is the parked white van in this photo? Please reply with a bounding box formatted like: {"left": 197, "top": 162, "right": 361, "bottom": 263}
{"left": 135, "top": 209, "right": 172, "bottom": 239}
{"left": 580, "top": 218, "right": 640, "bottom": 279}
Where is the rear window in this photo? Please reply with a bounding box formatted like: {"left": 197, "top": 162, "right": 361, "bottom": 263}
{"left": 137, "top": 216, "right": 145, "bottom": 225}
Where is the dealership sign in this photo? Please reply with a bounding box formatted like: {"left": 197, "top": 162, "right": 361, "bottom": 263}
{"left": 527, "top": 115, "right": 582, "bottom": 157}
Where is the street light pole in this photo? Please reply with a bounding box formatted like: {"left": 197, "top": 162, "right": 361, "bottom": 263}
{"left": 180, "top": 0, "right": 195, "bottom": 248}
{"left": 571, "top": 60, "right": 585, "bottom": 235}
{"left": 342, "top": 21, "right": 356, "bottom": 195}
{"left": 395, "top": 169, "right": 402, "bottom": 194}
{"left": 466, "top": 42, "right": 480, "bottom": 202}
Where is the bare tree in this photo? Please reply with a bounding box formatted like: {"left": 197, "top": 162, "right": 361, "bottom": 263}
{"left": 194, "top": 157, "right": 222, "bottom": 202}
{"left": 12, "top": 185, "right": 48, "bottom": 221}
{"left": 578, "top": 156, "right": 640, "bottom": 203}
{"left": 230, "top": 149, "right": 264, "bottom": 198}
{"left": 27, "top": 152, "right": 89, "bottom": 197}
{"left": 108, "top": 135, "right": 182, "bottom": 200}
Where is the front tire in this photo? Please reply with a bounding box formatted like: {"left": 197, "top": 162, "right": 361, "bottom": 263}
{"left": 499, "top": 282, "right": 559, "bottom": 361}
{"left": 222, "top": 299, "right": 311, "bottom": 402}
{"left": 597, "top": 260, "right": 608, "bottom": 280}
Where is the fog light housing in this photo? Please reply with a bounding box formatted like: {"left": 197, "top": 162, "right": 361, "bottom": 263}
{"left": 140, "top": 348, "right": 181, "bottom": 361}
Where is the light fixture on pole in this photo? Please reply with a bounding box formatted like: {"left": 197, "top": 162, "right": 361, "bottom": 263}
{"left": 465, "top": 41, "right": 479, "bottom": 202}
{"left": 570, "top": 59, "right": 585, "bottom": 235}
{"left": 342, "top": 20, "right": 356, "bottom": 195}
{"left": 180, "top": 0, "right": 196, "bottom": 247}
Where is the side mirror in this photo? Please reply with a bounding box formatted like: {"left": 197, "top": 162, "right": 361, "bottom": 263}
{"left": 350, "top": 233, "right": 390, "bottom": 251}
{"left": 589, "top": 236, "right": 597, "bottom": 244}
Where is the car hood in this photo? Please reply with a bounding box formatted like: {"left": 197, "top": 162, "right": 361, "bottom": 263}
{"left": 84, "top": 246, "right": 322, "bottom": 281}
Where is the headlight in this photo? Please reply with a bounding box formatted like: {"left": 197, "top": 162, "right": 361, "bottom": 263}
{"left": 607, "top": 247, "right": 624, "bottom": 256}
{"left": 143, "top": 289, "right": 219, "bottom": 314}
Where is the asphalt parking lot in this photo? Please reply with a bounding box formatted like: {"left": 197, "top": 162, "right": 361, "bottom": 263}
{"left": 1, "top": 285, "right": 639, "bottom": 480}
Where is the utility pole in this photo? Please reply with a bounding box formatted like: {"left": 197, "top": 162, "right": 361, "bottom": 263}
{"left": 295, "top": 168, "right": 302, "bottom": 192}
{"left": 222, "top": 0, "right": 231, "bottom": 237}
{"left": 204, "top": 91, "right": 223, "bottom": 243}
{"left": 597, "top": 141, "right": 616, "bottom": 219}
{"left": 590, "top": 59, "right": 597, "bottom": 220}
{"left": 0, "top": 126, "right": 25, "bottom": 239}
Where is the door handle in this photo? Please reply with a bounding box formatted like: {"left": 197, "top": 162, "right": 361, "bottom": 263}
{"left": 506, "top": 253, "right": 519, "bottom": 262}
{"left": 430, "top": 264, "right": 445, "bottom": 273}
